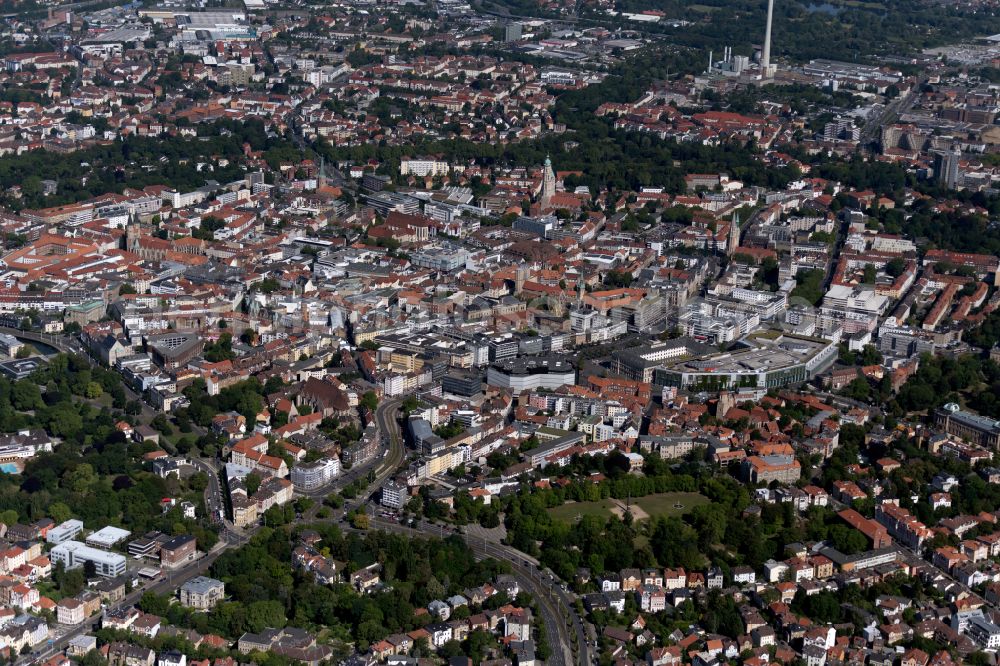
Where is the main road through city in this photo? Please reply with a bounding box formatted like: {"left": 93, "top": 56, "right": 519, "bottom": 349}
{"left": 369, "top": 516, "right": 591, "bottom": 666}
{"left": 6, "top": 331, "right": 587, "bottom": 665}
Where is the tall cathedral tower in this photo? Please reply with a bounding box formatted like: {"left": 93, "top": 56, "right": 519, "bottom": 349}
{"left": 727, "top": 213, "right": 741, "bottom": 256}
{"left": 125, "top": 218, "right": 142, "bottom": 253}
{"left": 540, "top": 156, "right": 556, "bottom": 210}
{"left": 515, "top": 264, "right": 528, "bottom": 294}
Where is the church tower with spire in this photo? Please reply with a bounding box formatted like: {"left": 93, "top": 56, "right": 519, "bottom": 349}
{"left": 727, "top": 213, "right": 741, "bottom": 256}
{"left": 540, "top": 156, "right": 555, "bottom": 210}
{"left": 125, "top": 214, "right": 142, "bottom": 253}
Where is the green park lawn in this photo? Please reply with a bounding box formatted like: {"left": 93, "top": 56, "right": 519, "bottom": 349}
{"left": 633, "top": 491, "right": 710, "bottom": 517}
{"left": 548, "top": 499, "right": 620, "bottom": 523}
{"left": 548, "top": 491, "right": 710, "bottom": 524}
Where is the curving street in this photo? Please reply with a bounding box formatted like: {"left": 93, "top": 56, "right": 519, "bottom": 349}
{"left": 5, "top": 333, "right": 582, "bottom": 665}
{"left": 368, "top": 517, "right": 582, "bottom": 666}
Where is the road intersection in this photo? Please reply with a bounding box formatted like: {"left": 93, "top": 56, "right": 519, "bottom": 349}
{"left": 6, "top": 332, "right": 589, "bottom": 665}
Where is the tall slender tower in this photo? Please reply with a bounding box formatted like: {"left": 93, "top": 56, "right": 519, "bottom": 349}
{"left": 515, "top": 264, "right": 528, "bottom": 294}
{"left": 762, "top": 0, "right": 775, "bottom": 77}
{"left": 727, "top": 213, "right": 741, "bottom": 256}
{"left": 540, "top": 156, "right": 556, "bottom": 210}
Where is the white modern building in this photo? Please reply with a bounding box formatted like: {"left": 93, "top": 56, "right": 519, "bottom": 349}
{"left": 290, "top": 458, "right": 340, "bottom": 492}
{"left": 0, "top": 334, "right": 24, "bottom": 359}
{"left": 85, "top": 526, "right": 131, "bottom": 549}
{"left": 486, "top": 357, "right": 576, "bottom": 392}
{"left": 50, "top": 541, "right": 127, "bottom": 577}
{"left": 381, "top": 480, "right": 408, "bottom": 509}
{"left": 821, "top": 285, "right": 890, "bottom": 318}
{"left": 399, "top": 157, "right": 450, "bottom": 178}
{"left": 968, "top": 615, "right": 1000, "bottom": 650}
{"left": 46, "top": 519, "right": 84, "bottom": 545}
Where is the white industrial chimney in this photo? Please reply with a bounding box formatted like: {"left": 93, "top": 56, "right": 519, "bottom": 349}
{"left": 762, "top": 0, "right": 774, "bottom": 76}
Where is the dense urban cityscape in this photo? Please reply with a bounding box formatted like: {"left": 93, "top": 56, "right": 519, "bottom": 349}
{"left": 0, "top": 0, "right": 999, "bottom": 664}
